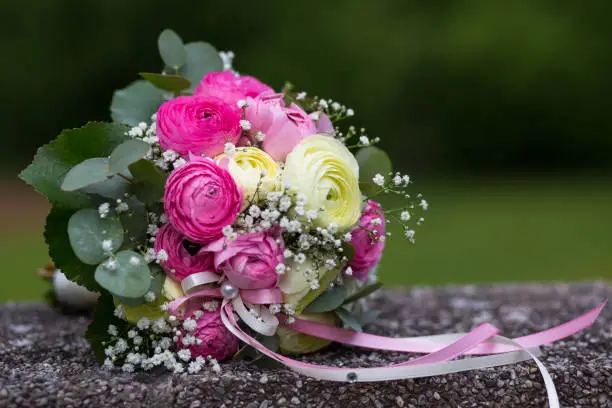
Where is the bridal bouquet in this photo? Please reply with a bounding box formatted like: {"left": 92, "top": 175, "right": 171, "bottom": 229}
{"left": 20, "top": 30, "right": 603, "bottom": 405}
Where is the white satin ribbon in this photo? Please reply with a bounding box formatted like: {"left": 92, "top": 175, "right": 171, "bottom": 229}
{"left": 181, "top": 271, "right": 221, "bottom": 294}
{"left": 231, "top": 296, "right": 279, "bottom": 336}
{"left": 220, "top": 300, "right": 558, "bottom": 408}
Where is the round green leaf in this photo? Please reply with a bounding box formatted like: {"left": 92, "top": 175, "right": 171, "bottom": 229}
{"left": 139, "top": 73, "right": 191, "bottom": 93}
{"left": 61, "top": 158, "right": 109, "bottom": 191}
{"left": 81, "top": 173, "right": 131, "bottom": 199}
{"left": 128, "top": 159, "right": 167, "bottom": 204}
{"left": 110, "top": 80, "right": 165, "bottom": 126}
{"left": 355, "top": 146, "right": 392, "bottom": 196}
{"left": 114, "top": 265, "right": 165, "bottom": 307}
{"left": 180, "top": 42, "right": 223, "bottom": 92}
{"left": 68, "top": 209, "right": 124, "bottom": 265}
{"left": 158, "top": 29, "right": 187, "bottom": 70}
{"left": 109, "top": 139, "right": 151, "bottom": 174}
{"left": 95, "top": 251, "right": 152, "bottom": 298}
{"left": 305, "top": 284, "right": 347, "bottom": 313}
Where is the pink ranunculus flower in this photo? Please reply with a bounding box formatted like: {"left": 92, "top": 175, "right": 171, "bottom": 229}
{"left": 154, "top": 223, "right": 215, "bottom": 282}
{"left": 245, "top": 92, "right": 317, "bottom": 161}
{"left": 182, "top": 309, "right": 239, "bottom": 361}
{"left": 204, "top": 232, "right": 283, "bottom": 289}
{"left": 157, "top": 95, "right": 241, "bottom": 157}
{"left": 164, "top": 158, "right": 243, "bottom": 244}
{"left": 348, "top": 200, "right": 386, "bottom": 281}
{"left": 194, "top": 71, "right": 273, "bottom": 106}
{"left": 315, "top": 112, "right": 334, "bottom": 134}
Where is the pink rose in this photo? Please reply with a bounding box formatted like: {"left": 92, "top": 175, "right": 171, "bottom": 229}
{"left": 154, "top": 223, "right": 215, "bottom": 281}
{"left": 245, "top": 93, "right": 317, "bottom": 161}
{"left": 348, "top": 200, "right": 386, "bottom": 281}
{"left": 182, "top": 309, "right": 239, "bottom": 361}
{"left": 194, "top": 71, "right": 273, "bottom": 106}
{"left": 157, "top": 95, "right": 241, "bottom": 157}
{"left": 164, "top": 158, "right": 243, "bottom": 244}
{"left": 204, "top": 232, "right": 283, "bottom": 289}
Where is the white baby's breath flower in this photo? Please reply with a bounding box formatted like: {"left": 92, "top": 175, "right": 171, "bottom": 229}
{"left": 129, "top": 256, "right": 140, "bottom": 265}
{"left": 239, "top": 120, "right": 252, "bottom": 131}
{"left": 359, "top": 136, "right": 370, "bottom": 145}
{"left": 345, "top": 266, "right": 353, "bottom": 276}
{"left": 107, "top": 324, "right": 118, "bottom": 336}
{"left": 224, "top": 142, "right": 236, "bottom": 155}
{"left": 346, "top": 108, "right": 355, "bottom": 116}
{"left": 372, "top": 174, "right": 385, "bottom": 186}
{"left": 101, "top": 239, "right": 113, "bottom": 254}
{"left": 419, "top": 199, "right": 429, "bottom": 211}
{"left": 296, "top": 92, "right": 307, "bottom": 100}
{"left": 254, "top": 131, "right": 265, "bottom": 142}
{"left": 144, "top": 291, "right": 156, "bottom": 303}
{"left": 275, "top": 263, "right": 286, "bottom": 275}
{"left": 177, "top": 349, "right": 192, "bottom": 362}
{"left": 98, "top": 203, "right": 110, "bottom": 218}
{"left": 400, "top": 211, "right": 411, "bottom": 221}
{"left": 237, "top": 99, "right": 248, "bottom": 108}
{"left": 173, "top": 158, "right": 187, "bottom": 168}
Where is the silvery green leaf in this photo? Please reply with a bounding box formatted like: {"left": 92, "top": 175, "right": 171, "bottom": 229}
{"left": 67, "top": 209, "right": 124, "bottom": 265}
{"left": 61, "top": 158, "right": 109, "bottom": 191}
{"left": 94, "top": 251, "right": 151, "bottom": 298}
{"left": 305, "top": 284, "right": 347, "bottom": 313}
{"left": 81, "top": 173, "right": 131, "bottom": 199}
{"left": 342, "top": 282, "right": 383, "bottom": 305}
{"left": 128, "top": 159, "right": 166, "bottom": 204}
{"left": 139, "top": 72, "right": 191, "bottom": 93}
{"left": 158, "top": 29, "right": 187, "bottom": 70}
{"left": 114, "top": 265, "right": 164, "bottom": 307}
{"left": 108, "top": 139, "right": 151, "bottom": 174}
{"left": 110, "top": 80, "right": 164, "bottom": 126}
{"left": 180, "top": 42, "right": 223, "bottom": 92}
{"left": 355, "top": 146, "right": 392, "bottom": 196}
{"left": 335, "top": 308, "right": 363, "bottom": 332}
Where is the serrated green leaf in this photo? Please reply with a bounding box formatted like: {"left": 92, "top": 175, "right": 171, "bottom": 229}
{"left": 342, "top": 282, "right": 383, "bottom": 305}
{"left": 109, "top": 139, "right": 150, "bottom": 174}
{"left": 355, "top": 146, "right": 392, "bottom": 196}
{"left": 61, "top": 158, "right": 110, "bottom": 191}
{"left": 305, "top": 284, "right": 347, "bottom": 313}
{"left": 68, "top": 209, "right": 124, "bottom": 265}
{"left": 45, "top": 207, "right": 101, "bottom": 292}
{"left": 86, "top": 293, "right": 128, "bottom": 363}
{"left": 158, "top": 29, "right": 187, "bottom": 70}
{"left": 140, "top": 72, "right": 191, "bottom": 93}
{"left": 19, "top": 122, "right": 129, "bottom": 210}
{"left": 341, "top": 242, "right": 356, "bottom": 262}
{"left": 335, "top": 308, "right": 363, "bottom": 332}
{"left": 180, "top": 42, "right": 223, "bottom": 92}
{"left": 110, "top": 80, "right": 165, "bottom": 126}
{"left": 129, "top": 159, "right": 167, "bottom": 204}
{"left": 95, "top": 251, "right": 151, "bottom": 298}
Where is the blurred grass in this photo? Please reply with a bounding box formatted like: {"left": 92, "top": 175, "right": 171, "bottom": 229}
{"left": 0, "top": 177, "right": 610, "bottom": 302}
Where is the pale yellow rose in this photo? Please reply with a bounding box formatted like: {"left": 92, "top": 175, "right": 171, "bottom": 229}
{"left": 283, "top": 135, "right": 361, "bottom": 231}
{"left": 279, "top": 257, "right": 340, "bottom": 313}
{"left": 217, "top": 147, "right": 280, "bottom": 208}
{"left": 277, "top": 311, "right": 338, "bottom": 354}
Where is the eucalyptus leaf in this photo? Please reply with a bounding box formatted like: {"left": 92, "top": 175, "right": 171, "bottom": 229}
{"left": 19, "top": 122, "right": 129, "bottom": 210}
{"left": 86, "top": 293, "right": 128, "bottom": 363}
{"left": 81, "top": 173, "right": 131, "bottom": 199}
{"left": 95, "top": 251, "right": 152, "bottom": 298}
{"left": 355, "top": 146, "right": 392, "bottom": 196}
{"left": 258, "top": 334, "right": 280, "bottom": 353}
{"left": 335, "top": 308, "right": 363, "bottom": 332}
{"left": 158, "top": 29, "right": 187, "bottom": 70}
{"left": 110, "top": 80, "right": 165, "bottom": 126}
{"left": 342, "top": 282, "right": 383, "bottom": 305}
{"left": 140, "top": 72, "right": 191, "bottom": 93}
{"left": 114, "top": 265, "right": 165, "bottom": 307}
{"left": 180, "top": 42, "right": 224, "bottom": 92}
{"left": 67, "top": 209, "right": 124, "bottom": 265}
{"left": 109, "top": 139, "right": 151, "bottom": 174}
{"left": 61, "top": 158, "right": 109, "bottom": 191}
{"left": 305, "top": 284, "right": 347, "bottom": 313}
{"left": 120, "top": 198, "right": 148, "bottom": 247}
{"left": 358, "top": 310, "right": 380, "bottom": 326}
{"left": 129, "top": 159, "right": 167, "bottom": 204}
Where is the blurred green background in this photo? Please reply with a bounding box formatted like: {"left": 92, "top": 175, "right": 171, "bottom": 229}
{"left": 1, "top": 1, "right": 611, "bottom": 301}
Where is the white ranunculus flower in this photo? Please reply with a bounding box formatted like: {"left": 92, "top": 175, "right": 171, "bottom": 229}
{"left": 283, "top": 135, "right": 361, "bottom": 231}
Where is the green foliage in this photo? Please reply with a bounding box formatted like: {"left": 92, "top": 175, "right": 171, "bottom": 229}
{"left": 86, "top": 293, "right": 127, "bottom": 363}
{"left": 139, "top": 73, "right": 191, "bottom": 94}
{"left": 342, "top": 282, "right": 382, "bottom": 305}
{"left": 129, "top": 159, "right": 167, "bottom": 204}
{"left": 305, "top": 284, "right": 347, "bottom": 313}
{"left": 108, "top": 139, "right": 151, "bottom": 174}
{"left": 94, "top": 251, "right": 152, "bottom": 298}
{"left": 295, "top": 267, "right": 341, "bottom": 314}
{"left": 180, "top": 42, "right": 224, "bottom": 92}
{"left": 81, "top": 175, "right": 131, "bottom": 199}
{"left": 19, "top": 122, "right": 129, "bottom": 210}
{"left": 355, "top": 146, "right": 392, "bottom": 196}
{"left": 341, "top": 242, "right": 355, "bottom": 262}
{"left": 110, "top": 80, "right": 164, "bottom": 126}
{"left": 114, "top": 265, "right": 165, "bottom": 307}
{"left": 158, "top": 29, "right": 187, "bottom": 70}
{"left": 334, "top": 307, "right": 362, "bottom": 332}
{"left": 61, "top": 158, "right": 110, "bottom": 192}
{"left": 120, "top": 199, "right": 149, "bottom": 248}
{"left": 44, "top": 207, "right": 100, "bottom": 292}
{"left": 67, "top": 209, "right": 124, "bottom": 265}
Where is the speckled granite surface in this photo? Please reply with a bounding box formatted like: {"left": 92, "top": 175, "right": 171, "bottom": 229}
{"left": 1, "top": 283, "right": 610, "bottom": 408}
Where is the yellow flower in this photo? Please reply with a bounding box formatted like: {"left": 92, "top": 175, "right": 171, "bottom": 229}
{"left": 279, "top": 257, "right": 340, "bottom": 313}
{"left": 283, "top": 135, "right": 361, "bottom": 231}
{"left": 217, "top": 147, "right": 280, "bottom": 208}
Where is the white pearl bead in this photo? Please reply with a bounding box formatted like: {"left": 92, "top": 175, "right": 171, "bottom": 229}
{"left": 221, "top": 282, "right": 238, "bottom": 299}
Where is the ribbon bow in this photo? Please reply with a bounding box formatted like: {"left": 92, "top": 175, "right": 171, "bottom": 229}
{"left": 170, "top": 272, "right": 607, "bottom": 408}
